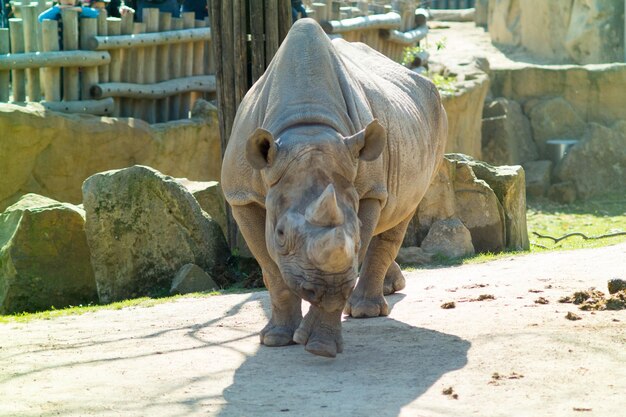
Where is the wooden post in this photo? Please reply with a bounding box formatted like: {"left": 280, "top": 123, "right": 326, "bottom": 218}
{"left": 131, "top": 22, "right": 146, "bottom": 119}
{"left": 249, "top": 0, "right": 265, "bottom": 84}
{"left": 264, "top": 0, "right": 279, "bottom": 64}
{"left": 21, "top": 5, "right": 41, "bottom": 101}
{"left": 8, "top": 19, "right": 25, "bottom": 101}
{"left": 97, "top": 10, "right": 109, "bottom": 83}
{"left": 0, "top": 29, "right": 9, "bottom": 102}
{"left": 120, "top": 11, "right": 134, "bottom": 116}
{"left": 277, "top": 0, "right": 291, "bottom": 44}
{"left": 107, "top": 17, "right": 122, "bottom": 116}
{"left": 62, "top": 10, "right": 80, "bottom": 101}
{"left": 169, "top": 17, "right": 183, "bottom": 120}
{"left": 41, "top": 20, "right": 61, "bottom": 102}
{"left": 142, "top": 8, "right": 159, "bottom": 123}
{"left": 233, "top": 0, "right": 247, "bottom": 107}
{"left": 157, "top": 12, "right": 172, "bottom": 122}
{"left": 180, "top": 12, "right": 195, "bottom": 119}
{"left": 190, "top": 19, "right": 206, "bottom": 108}
{"left": 80, "top": 17, "right": 99, "bottom": 100}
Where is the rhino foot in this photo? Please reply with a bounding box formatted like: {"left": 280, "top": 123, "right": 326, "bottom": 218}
{"left": 344, "top": 293, "right": 389, "bottom": 318}
{"left": 293, "top": 306, "right": 343, "bottom": 358}
{"left": 260, "top": 321, "right": 299, "bottom": 346}
{"left": 383, "top": 262, "right": 406, "bottom": 295}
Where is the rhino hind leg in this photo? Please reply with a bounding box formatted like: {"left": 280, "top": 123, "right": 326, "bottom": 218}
{"left": 383, "top": 261, "right": 406, "bottom": 295}
{"left": 345, "top": 215, "right": 413, "bottom": 318}
{"left": 293, "top": 305, "right": 343, "bottom": 358}
{"left": 232, "top": 204, "right": 302, "bottom": 346}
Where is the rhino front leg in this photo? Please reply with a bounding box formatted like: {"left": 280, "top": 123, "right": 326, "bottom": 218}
{"left": 293, "top": 305, "right": 343, "bottom": 358}
{"left": 345, "top": 213, "right": 413, "bottom": 318}
{"left": 231, "top": 204, "right": 302, "bottom": 346}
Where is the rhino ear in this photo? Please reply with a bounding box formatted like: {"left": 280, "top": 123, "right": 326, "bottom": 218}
{"left": 246, "top": 128, "right": 277, "bottom": 170}
{"left": 344, "top": 119, "right": 386, "bottom": 161}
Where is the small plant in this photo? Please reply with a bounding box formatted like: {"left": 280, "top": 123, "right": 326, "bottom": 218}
{"left": 401, "top": 45, "right": 426, "bottom": 67}
{"left": 428, "top": 72, "right": 457, "bottom": 94}
{"left": 400, "top": 37, "right": 457, "bottom": 94}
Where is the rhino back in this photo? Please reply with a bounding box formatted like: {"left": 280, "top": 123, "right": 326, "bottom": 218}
{"left": 222, "top": 19, "right": 374, "bottom": 206}
{"left": 221, "top": 19, "right": 447, "bottom": 229}
{"left": 332, "top": 40, "right": 447, "bottom": 231}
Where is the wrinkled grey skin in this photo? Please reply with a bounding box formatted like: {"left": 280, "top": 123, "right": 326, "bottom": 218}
{"left": 221, "top": 19, "right": 447, "bottom": 357}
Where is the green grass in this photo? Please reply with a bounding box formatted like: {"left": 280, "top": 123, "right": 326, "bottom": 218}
{"left": 402, "top": 191, "right": 626, "bottom": 271}
{"left": 3, "top": 193, "right": 624, "bottom": 323}
{"left": 527, "top": 192, "right": 626, "bottom": 251}
{"left": 0, "top": 286, "right": 262, "bottom": 324}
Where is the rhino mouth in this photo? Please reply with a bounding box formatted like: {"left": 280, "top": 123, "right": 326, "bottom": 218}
{"left": 282, "top": 267, "right": 356, "bottom": 310}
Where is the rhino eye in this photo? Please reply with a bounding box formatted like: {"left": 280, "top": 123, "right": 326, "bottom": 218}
{"left": 276, "top": 227, "right": 286, "bottom": 246}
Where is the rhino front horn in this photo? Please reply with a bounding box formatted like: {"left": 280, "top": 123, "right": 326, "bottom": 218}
{"left": 307, "top": 228, "right": 355, "bottom": 273}
{"left": 305, "top": 184, "right": 344, "bottom": 227}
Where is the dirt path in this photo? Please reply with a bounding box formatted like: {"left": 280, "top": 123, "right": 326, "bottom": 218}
{"left": 1, "top": 243, "right": 625, "bottom": 417}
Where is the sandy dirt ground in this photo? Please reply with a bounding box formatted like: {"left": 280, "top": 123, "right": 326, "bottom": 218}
{"left": 1, "top": 243, "right": 625, "bottom": 417}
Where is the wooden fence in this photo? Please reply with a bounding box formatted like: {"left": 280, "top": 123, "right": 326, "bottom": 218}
{"left": 0, "top": 1, "right": 429, "bottom": 124}
{"left": 0, "top": 3, "right": 214, "bottom": 123}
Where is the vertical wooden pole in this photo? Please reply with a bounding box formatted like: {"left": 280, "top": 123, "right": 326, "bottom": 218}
{"left": 62, "top": 10, "right": 80, "bottom": 101}
{"left": 131, "top": 22, "right": 146, "bottom": 119}
{"left": 204, "top": 15, "right": 215, "bottom": 75}
{"left": 120, "top": 12, "right": 134, "bottom": 116}
{"left": 264, "top": 0, "right": 279, "bottom": 65}
{"left": 80, "top": 17, "right": 99, "bottom": 100}
{"left": 97, "top": 10, "right": 109, "bottom": 83}
{"left": 21, "top": 5, "right": 41, "bottom": 101}
{"left": 8, "top": 19, "right": 25, "bottom": 102}
{"left": 107, "top": 17, "right": 122, "bottom": 116}
{"left": 233, "top": 0, "right": 247, "bottom": 107}
{"left": 249, "top": 0, "right": 265, "bottom": 84}
{"left": 210, "top": 0, "right": 238, "bottom": 249}
{"left": 169, "top": 17, "right": 183, "bottom": 120}
{"left": 0, "top": 29, "right": 9, "bottom": 102}
{"left": 180, "top": 12, "right": 195, "bottom": 119}
{"left": 190, "top": 18, "right": 206, "bottom": 108}
{"left": 142, "top": 8, "right": 159, "bottom": 123}
{"left": 277, "top": 0, "right": 291, "bottom": 44}
{"left": 41, "top": 20, "right": 61, "bottom": 102}
{"left": 157, "top": 12, "right": 172, "bottom": 122}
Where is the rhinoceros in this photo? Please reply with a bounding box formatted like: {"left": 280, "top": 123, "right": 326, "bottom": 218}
{"left": 221, "top": 19, "right": 447, "bottom": 357}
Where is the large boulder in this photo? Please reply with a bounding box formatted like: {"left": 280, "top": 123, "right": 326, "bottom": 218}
{"left": 488, "top": 0, "right": 624, "bottom": 64}
{"left": 523, "top": 160, "right": 553, "bottom": 198}
{"left": 564, "top": 0, "right": 624, "bottom": 65}
{"left": 421, "top": 218, "right": 475, "bottom": 259}
{"left": 408, "top": 155, "right": 527, "bottom": 254}
{"left": 0, "top": 102, "right": 222, "bottom": 212}
{"left": 176, "top": 179, "right": 228, "bottom": 239}
{"left": 488, "top": 0, "right": 521, "bottom": 46}
{"left": 0, "top": 194, "right": 97, "bottom": 314}
{"left": 482, "top": 98, "right": 538, "bottom": 166}
{"left": 466, "top": 158, "right": 530, "bottom": 251}
{"left": 452, "top": 161, "right": 506, "bottom": 253}
{"left": 526, "top": 97, "right": 585, "bottom": 159}
{"left": 82, "top": 165, "right": 230, "bottom": 303}
{"left": 555, "top": 122, "right": 626, "bottom": 199}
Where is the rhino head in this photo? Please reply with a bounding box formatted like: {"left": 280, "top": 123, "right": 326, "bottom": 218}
{"left": 246, "top": 120, "right": 386, "bottom": 312}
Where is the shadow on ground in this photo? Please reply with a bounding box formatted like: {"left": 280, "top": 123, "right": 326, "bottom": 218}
{"left": 218, "top": 294, "right": 470, "bottom": 416}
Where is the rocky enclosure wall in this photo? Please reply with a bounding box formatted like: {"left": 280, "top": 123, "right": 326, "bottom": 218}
{"left": 1, "top": 79, "right": 487, "bottom": 212}
{"left": 487, "top": 0, "right": 625, "bottom": 65}
{"left": 0, "top": 102, "right": 223, "bottom": 212}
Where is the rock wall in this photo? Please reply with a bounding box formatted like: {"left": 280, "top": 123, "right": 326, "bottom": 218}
{"left": 440, "top": 58, "right": 491, "bottom": 159}
{"left": 0, "top": 102, "right": 222, "bottom": 212}
{"left": 488, "top": 0, "right": 625, "bottom": 64}
{"left": 490, "top": 64, "right": 626, "bottom": 128}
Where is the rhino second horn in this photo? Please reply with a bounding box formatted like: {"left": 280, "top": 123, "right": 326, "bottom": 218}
{"left": 305, "top": 184, "right": 345, "bottom": 227}
{"left": 308, "top": 228, "right": 355, "bottom": 273}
